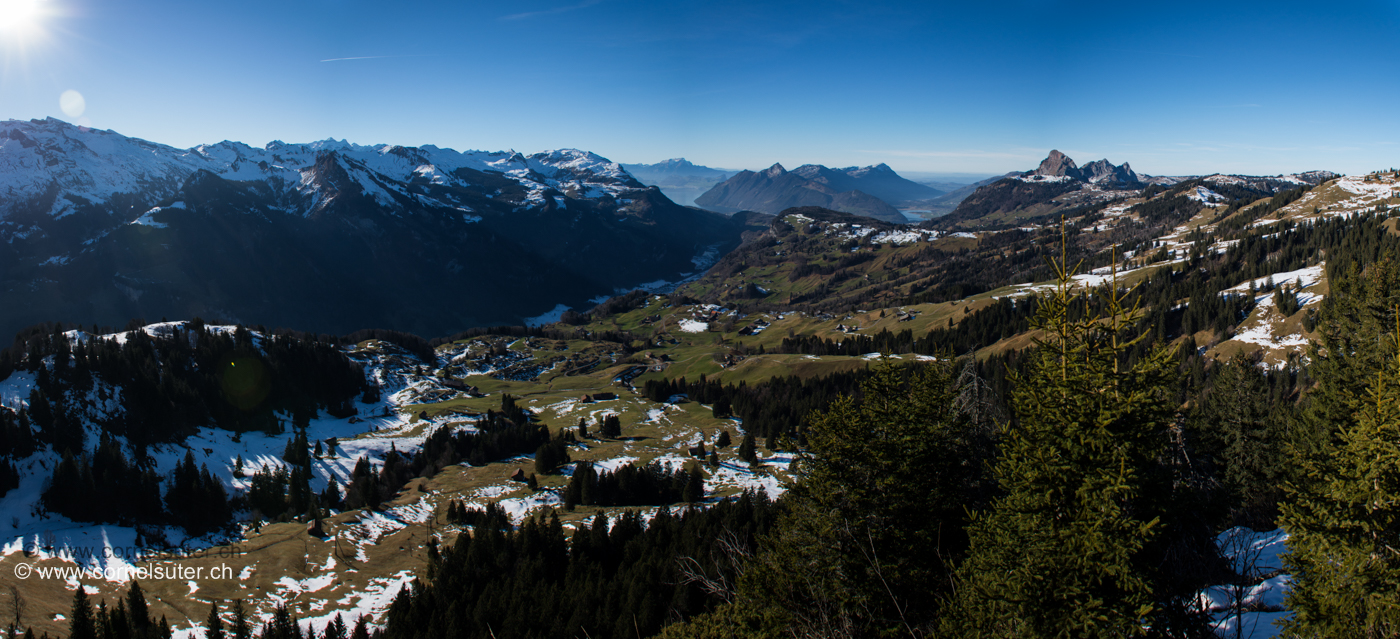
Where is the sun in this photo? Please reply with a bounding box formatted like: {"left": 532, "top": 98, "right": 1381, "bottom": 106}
{"left": 0, "top": 0, "right": 44, "bottom": 34}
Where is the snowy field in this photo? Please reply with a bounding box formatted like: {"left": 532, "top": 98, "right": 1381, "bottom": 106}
{"left": 1197, "top": 528, "right": 1292, "bottom": 639}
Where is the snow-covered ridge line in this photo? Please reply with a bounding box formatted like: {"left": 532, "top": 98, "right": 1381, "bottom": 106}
{"left": 0, "top": 118, "right": 640, "bottom": 219}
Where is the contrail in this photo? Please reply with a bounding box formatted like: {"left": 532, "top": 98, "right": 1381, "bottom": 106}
{"left": 320, "top": 55, "right": 432, "bottom": 63}
{"left": 501, "top": 0, "right": 604, "bottom": 21}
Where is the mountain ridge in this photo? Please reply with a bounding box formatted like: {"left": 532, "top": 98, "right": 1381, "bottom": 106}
{"left": 0, "top": 118, "right": 758, "bottom": 338}
{"left": 792, "top": 163, "right": 944, "bottom": 203}
{"left": 936, "top": 149, "right": 1338, "bottom": 230}
{"left": 694, "top": 162, "right": 925, "bottom": 223}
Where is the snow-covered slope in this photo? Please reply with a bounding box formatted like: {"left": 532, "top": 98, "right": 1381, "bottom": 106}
{"left": 0, "top": 117, "right": 640, "bottom": 222}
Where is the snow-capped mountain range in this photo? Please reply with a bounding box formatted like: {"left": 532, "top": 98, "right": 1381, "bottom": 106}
{"left": 0, "top": 118, "right": 757, "bottom": 339}
{"left": 0, "top": 117, "right": 639, "bottom": 223}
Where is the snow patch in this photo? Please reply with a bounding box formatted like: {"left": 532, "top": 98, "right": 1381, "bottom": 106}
{"left": 678, "top": 319, "right": 709, "bottom": 333}
{"left": 524, "top": 304, "right": 570, "bottom": 327}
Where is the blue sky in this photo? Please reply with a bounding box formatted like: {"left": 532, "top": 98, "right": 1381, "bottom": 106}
{"left": 1, "top": 0, "right": 1397, "bottom": 177}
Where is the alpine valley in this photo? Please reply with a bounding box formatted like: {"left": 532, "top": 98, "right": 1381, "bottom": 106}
{"left": 0, "top": 118, "right": 761, "bottom": 339}
{"left": 3, "top": 122, "right": 1400, "bottom": 639}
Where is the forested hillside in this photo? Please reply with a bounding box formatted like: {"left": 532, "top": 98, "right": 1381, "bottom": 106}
{"left": 3, "top": 170, "right": 1400, "bottom": 639}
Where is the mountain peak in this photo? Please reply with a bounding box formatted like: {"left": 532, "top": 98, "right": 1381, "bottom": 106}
{"left": 697, "top": 161, "right": 938, "bottom": 222}
{"left": 1028, "top": 150, "right": 1142, "bottom": 186}
{"left": 1034, "top": 150, "right": 1079, "bottom": 177}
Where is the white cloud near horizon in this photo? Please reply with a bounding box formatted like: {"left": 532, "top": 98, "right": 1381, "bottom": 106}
{"left": 320, "top": 55, "right": 435, "bottom": 63}
{"left": 857, "top": 149, "right": 1042, "bottom": 160}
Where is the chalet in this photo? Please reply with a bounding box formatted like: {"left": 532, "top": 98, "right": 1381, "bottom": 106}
{"left": 509, "top": 468, "right": 528, "bottom": 483}
{"left": 688, "top": 443, "right": 707, "bottom": 458}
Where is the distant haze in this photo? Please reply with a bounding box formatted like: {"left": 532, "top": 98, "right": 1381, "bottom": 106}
{"left": 897, "top": 172, "right": 1004, "bottom": 183}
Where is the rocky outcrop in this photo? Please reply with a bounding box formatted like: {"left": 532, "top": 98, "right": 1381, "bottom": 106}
{"left": 1032, "top": 150, "right": 1141, "bottom": 186}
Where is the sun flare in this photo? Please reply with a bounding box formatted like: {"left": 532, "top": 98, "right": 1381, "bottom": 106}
{"left": 0, "top": 0, "right": 43, "bottom": 34}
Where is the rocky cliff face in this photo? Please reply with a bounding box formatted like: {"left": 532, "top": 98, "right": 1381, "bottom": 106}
{"left": 1033, "top": 150, "right": 1080, "bottom": 178}
{"left": 1032, "top": 150, "right": 1141, "bottom": 186}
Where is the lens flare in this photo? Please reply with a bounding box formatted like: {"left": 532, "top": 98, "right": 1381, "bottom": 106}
{"left": 220, "top": 356, "right": 271, "bottom": 411}
{"left": 59, "top": 89, "right": 83, "bottom": 117}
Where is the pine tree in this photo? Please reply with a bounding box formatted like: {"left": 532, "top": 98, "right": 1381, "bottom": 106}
{"left": 323, "top": 615, "right": 346, "bottom": 639}
{"left": 108, "top": 599, "right": 127, "bottom": 639}
{"left": 349, "top": 617, "right": 369, "bottom": 639}
{"left": 740, "top": 356, "right": 985, "bottom": 636}
{"left": 68, "top": 589, "right": 96, "bottom": 639}
{"left": 599, "top": 414, "right": 622, "bottom": 439}
{"left": 95, "top": 602, "right": 111, "bottom": 639}
{"left": 565, "top": 461, "right": 598, "bottom": 509}
{"left": 259, "top": 605, "right": 299, "bottom": 639}
{"left": 1298, "top": 259, "right": 1400, "bottom": 466}
{"left": 319, "top": 481, "right": 342, "bottom": 511}
{"left": 711, "top": 397, "right": 732, "bottom": 418}
{"left": 947, "top": 238, "right": 1177, "bottom": 637}
{"left": 533, "top": 438, "right": 569, "bottom": 475}
{"left": 737, "top": 432, "right": 757, "bottom": 465}
{"left": 229, "top": 600, "right": 251, "bottom": 639}
{"left": 682, "top": 463, "right": 704, "bottom": 503}
{"left": 204, "top": 602, "right": 224, "bottom": 639}
{"left": 127, "top": 581, "right": 150, "bottom": 632}
{"left": 1280, "top": 321, "right": 1400, "bottom": 637}
{"left": 1193, "top": 352, "right": 1286, "bottom": 526}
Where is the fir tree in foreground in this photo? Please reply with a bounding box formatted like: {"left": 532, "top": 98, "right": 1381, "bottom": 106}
{"left": 1190, "top": 351, "right": 1287, "bottom": 528}
{"left": 944, "top": 242, "right": 1179, "bottom": 637}
{"left": 666, "top": 356, "right": 994, "bottom": 637}
{"left": 1293, "top": 259, "right": 1400, "bottom": 482}
{"left": 1280, "top": 317, "right": 1400, "bottom": 637}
